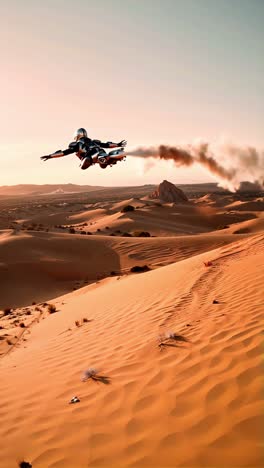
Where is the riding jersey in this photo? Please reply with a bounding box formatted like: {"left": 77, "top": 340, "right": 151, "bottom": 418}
{"left": 62, "top": 137, "right": 114, "bottom": 160}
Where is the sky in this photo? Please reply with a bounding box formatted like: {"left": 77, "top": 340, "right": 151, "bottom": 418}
{"left": 0, "top": 0, "right": 263, "bottom": 186}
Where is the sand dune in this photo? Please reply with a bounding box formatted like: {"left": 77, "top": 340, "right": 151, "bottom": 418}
{"left": 0, "top": 234, "right": 263, "bottom": 467}
{"left": 0, "top": 229, "right": 240, "bottom": 309}
{"left": 63, "top": 200, "right": 256, "bottom": 237}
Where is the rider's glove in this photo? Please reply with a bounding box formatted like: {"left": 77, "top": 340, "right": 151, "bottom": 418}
{"left": 118, "top": 140, "right": 127, "bottom": 148}
{"left": 40, "top": 155, "right": 52, "bottom": 161}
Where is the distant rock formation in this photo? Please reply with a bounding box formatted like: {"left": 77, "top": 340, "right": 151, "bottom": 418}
{"left": 150, "top": 180, "right": 188, "bottom": 203}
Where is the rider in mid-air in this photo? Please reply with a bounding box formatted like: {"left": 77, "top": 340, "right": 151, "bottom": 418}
{"left": 41, "top": 128, "right": 127, "bottom": 169}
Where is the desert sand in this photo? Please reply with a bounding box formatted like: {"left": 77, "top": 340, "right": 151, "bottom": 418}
{"left": 0, "top": 182, "right": 263, "bottom": 467}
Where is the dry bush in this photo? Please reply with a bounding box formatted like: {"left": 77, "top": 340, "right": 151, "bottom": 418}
{"left": 3, "top": 308, "right": 12, "bottom": 316}
{"left": 47, "top": 304, "right": 57, "bottom": 314}
{"left": 69, "top": 227, "right": 75, "bottom": 234}
{"left": 19, "top": 461, "right": 32, "bottom": 468}
{"left": 19, "top": 322, "right": 26, "bottom": 328}
{"left": 122, "top": 232, "right": 132, "bottom": 237}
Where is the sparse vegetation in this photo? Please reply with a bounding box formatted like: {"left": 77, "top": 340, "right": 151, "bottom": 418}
{"left": 81, "top": 231, "right": 87, "bottom": 235}
{"left": 130, "top": 265, "right": 150, "bottom": 273}
{"left": 69, "top": 227, "right": 75, "bottom": 234}
{"left": 159, "top": 331, "right": 188, "bottom": 350}
{"left": 3, "top": 308, "right": 12, "bottom": 316}
{"left": 19, "top": 322, "right": 26, "bottom": 328}
{"left": 47, "top": 304, "right": 57, "bottom": 314}
{"left": 19, "top": 461, "right": 32, "bottom": 468}
{"left": 122, "top": 232, "right": 132, "bottom": 237}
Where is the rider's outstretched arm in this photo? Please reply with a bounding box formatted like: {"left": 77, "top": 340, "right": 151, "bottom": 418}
{"left": 41, "top": 142, "right": 78, "bottom": 161}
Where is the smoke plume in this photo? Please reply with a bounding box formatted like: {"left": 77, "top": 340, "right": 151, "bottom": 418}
{"left": 127, "top": 142, "right": 264, "bottom": 191}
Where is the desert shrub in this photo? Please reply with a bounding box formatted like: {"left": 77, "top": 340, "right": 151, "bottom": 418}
{"left": 122, "top": 232, "right": 132, "bottom": 237}
{"left": 110, "top": 233, "right": 116, "bottom": 236}
{"left": 32, "top": 301, "right": 36, "bottom": 305}
{"left": 87, "top": 232, "right": 92, "bottom": 235}
{"left": 115, "top": 230, "right": 121, "bottom": 234}
{"left": 26, "top": 310, "right": 32, "bottom": 315}
{"left": 69, "top": 227, "right": 75, "bottom": 234}
{"left": 19, "top": 462, "right": 32, "bottom": 468}
{"left": 82, "top": 318, "right": 89, "bottom": 323}
{"left": 217, "top": 225, "right": 229, "bottom": 230}
{"left": 3, "top": 308, "right": 12, "bottom": 316}
{"left": 19, "top": 322, "right": 26, "bottom": 328}
{"left": 75, "top": 320, "right": 80, "bottom": 327}
{"left": 81, "top": 231, "right": 87, "bottom": 235}
{"left": 105, "top": 226, "right": 110, "bottom": 229}
{"left": 47, "top": 304, "right": 57, "bottom": 314}
{"left": 97, "top": 228, "right": 101, "bottom": 232}
{"left": 122, "top": 205, "right": 135, "bottom": 213}
{"left": 110, "top": 271, "right": 117, "bottom": 276}
{"left": 130, "top": 265, "right": 150, "bottom": 273}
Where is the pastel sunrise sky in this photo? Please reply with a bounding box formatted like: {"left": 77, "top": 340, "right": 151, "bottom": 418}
{"left": 1, "top": 0, "right": 263, "bottom": 186}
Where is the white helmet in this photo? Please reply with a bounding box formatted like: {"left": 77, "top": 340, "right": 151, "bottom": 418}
{"left": 74, "top": 128, "right": 88, "bottom": 141}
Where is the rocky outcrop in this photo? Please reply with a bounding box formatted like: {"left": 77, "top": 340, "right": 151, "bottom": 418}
{"left": 150, "top": 180, "right": 188, "bottom": 203}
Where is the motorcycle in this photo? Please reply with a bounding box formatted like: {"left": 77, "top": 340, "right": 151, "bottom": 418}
{"left": 92, "top": 147, "right": 126, "bottom": 169}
